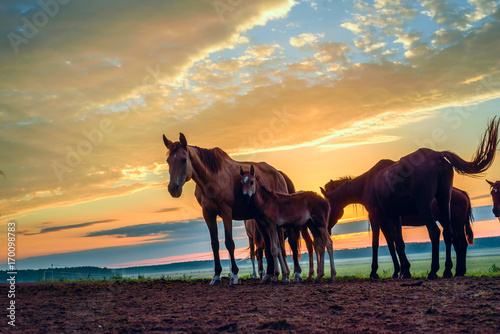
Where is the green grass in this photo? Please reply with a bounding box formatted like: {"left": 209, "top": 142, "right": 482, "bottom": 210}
{"left": 34, "top": 249, "right": 500, "bottom": 283}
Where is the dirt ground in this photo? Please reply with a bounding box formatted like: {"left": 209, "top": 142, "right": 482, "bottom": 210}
{"left": 2, "top": 276, "right": 500, "bottom": 333}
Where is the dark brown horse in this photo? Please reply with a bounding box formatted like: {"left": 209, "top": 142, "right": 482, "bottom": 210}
{"left": 244, "top": 219, "right": 265, "bottom": 279}
{"left": 323, "top": 170, "right": 474, "bottom": 277}
{"left": 163, "top": 133, "right": 299, "bottom": 284}
{"left": 321, "top": 118, "right": 498, "bottom": 280}
{"left": 486, "top": 180, "right": 500, "bottom": 218}
{"left": 241, "top": 165, "right": 335, "bottom": 283}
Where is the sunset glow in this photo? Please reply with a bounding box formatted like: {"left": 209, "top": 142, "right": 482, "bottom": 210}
{"left": 1, "top": 0, "right": 500, "bottom": 270}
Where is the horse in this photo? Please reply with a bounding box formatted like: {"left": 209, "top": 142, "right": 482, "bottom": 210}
{"left": 321, "top": 117, "right": 498, "bottom": 280}
{"left": 486, "top": 180, "right": 500, "bottom": 218}
{"left": 244, "top": 219, "right": 265, "bottom": 279}
{"left": 241, "top": 165, "right": 336, "bottom": 283}
{"left": 163, "top": 133, "right": 307, "bottom": 285}
{"left": 323, "top": 171, "right": 474, "bottom": 277}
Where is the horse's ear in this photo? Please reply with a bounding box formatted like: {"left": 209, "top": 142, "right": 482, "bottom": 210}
{"left": 320, "top": 187, "right": 327, "bottom": 197}
{"left": 240, "top": 166, "right": 245, "bottom": 176}
{"left": 179, "top": 133, "right": 187, "bottom": 147}
{"left": 163, "top": 135, "right": 173, "bottom": 148}
{"left": 250, "top": 165, "right": 255, "bottom": 175}
{"left": 487, "top": 179, "right": 495, "bottom": 186}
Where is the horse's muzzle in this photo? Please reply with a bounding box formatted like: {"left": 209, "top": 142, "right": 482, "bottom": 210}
{"left": 168, "top": 183, "right": 182, "bottom": 198}
{"left": 493, "top": 207, "right": 500, "bottom": 217}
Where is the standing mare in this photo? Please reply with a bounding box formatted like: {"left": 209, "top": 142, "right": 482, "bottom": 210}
{"left": 321, "top": 118, "right": 498, "bottom": 279}
{"left": 163, "top": 133, "right": 307, "bottom": 284}
{"left": 323, "top": 170, "right": 474, "bottom": 277}
{"left": 241, "top": 166, "right": 336, "bottom": 283}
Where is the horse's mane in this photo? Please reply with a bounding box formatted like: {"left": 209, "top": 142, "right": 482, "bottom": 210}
{"left": 193, "top": 146, "right": 229, "bottom": 174}
{"left": 325, "top": 176, "right": 352, "bottom": 192}
{"left": 168, "top": 143, "right": 229, "bottom": 174}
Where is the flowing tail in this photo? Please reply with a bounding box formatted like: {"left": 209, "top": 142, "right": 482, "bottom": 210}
{"left": 441, "top": 117, "right": 499, "bottom": 176}
{"left": 279, "top": 170, "right": 296, "bottom": 194}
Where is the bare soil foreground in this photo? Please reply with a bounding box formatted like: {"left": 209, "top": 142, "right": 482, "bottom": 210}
{"left": 2, "top": 276, "right": 500, "bottom": 333}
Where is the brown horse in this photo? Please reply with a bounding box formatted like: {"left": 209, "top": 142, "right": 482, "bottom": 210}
{"left": 241, "top": 165, "right": 336, "bottom": 283}
{"left": 486, "top": 180, "right": 500, "bottom": 218}
{"left": 244, "top": 219, "right": 265, "bottom": 279}
{"left": 323, "top": 170, "right": 474, "bottom": 277}
{"left": 321, "top": 117, "right": 498, "bottom": 280}
{"left": 163, "top": 133, "right": 298, "bottom": 285}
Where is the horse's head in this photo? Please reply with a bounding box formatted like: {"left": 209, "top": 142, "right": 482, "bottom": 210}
{"left": 163, "top": 133, "right": 193, "bottom": 198}
{"left": 320, "top": 185, "right": 344, "bottom": 231}
{"left": 240, "top": 165, "right": 256, "bottom": 201}
{"left": 487, "top": 179, "right": 500, "bottom": 218}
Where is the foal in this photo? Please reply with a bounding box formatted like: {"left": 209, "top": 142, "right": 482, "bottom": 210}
{"left": 241, "top": 165, "right": 336, "bottom": 283}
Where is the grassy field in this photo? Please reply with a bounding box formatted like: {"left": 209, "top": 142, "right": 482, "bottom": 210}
{"left": 136, "top": 247, "right": 500, "bottom": 280}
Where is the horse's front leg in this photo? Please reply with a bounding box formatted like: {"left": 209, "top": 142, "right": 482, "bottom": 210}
{"left": 204, "top": 210, "right": 222, "bottom": 285}
{"left": 369, "top": 215, "right": 381, "bottom": 280}
{"left": 268, "top": 225, "right": 281, "bottom": 285}
{"left": 257, "top": 219, "right": 275, "bottom": 284}
{"left": 221, "top": 212, "right": 240, "bottom": 285}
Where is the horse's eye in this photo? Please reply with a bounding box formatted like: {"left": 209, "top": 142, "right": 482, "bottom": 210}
{"left": 181, "top": 158, "right": 187, "bottom": 164}
{"left": 250, "top": 181, "right": 254, "bottom": 185}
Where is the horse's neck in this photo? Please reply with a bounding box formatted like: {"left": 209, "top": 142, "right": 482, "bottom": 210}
{"left": 188, "top": 146, "right": 220, "bottom": 187}
{"left": 254, "top": 184, "right": 271, "bottom": 211}
{"left": 335, "top": 175, "right": 366, "bottom": 206}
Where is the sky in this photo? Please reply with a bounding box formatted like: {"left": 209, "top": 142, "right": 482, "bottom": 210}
{"left": 1, "top": 0, "right": 500, "bottom": 270}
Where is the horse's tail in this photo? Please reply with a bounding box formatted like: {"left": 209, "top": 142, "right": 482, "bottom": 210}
{"left": 441, "top": 117, "right": 499, "bottom": 176}
{"left": 279, "top": 170, "right": 296, "bottom": 194}
{"left": 456, "top": 188, "right": 475, "bottom": 245}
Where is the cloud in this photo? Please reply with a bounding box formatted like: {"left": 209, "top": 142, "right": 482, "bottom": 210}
{"left": 0, "top": 0, "right": 296, "bottom": 216}
{"left": 153, "top": 207, "right": 180, "bottom": 214}
{"left": 20, "top": 219, "right": 117, "bottom": 236}
{"left": 290, "top": 33, "right": 324, "bottom": 48}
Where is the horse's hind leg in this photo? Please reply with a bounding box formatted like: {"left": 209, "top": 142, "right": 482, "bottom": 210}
{"left": 453, "top": 226, "right": 467, "bottom": 276}
{"left": 381, "top": 224, "right": 400, "bottom": 278}
{"left": 308, "top": 224, "right": 326, "bottom": 283}
{"left": 256, "top": 246, "right": 265, "bottom": 279}
{"left": 248, "top": 234, "right": 257, "bottom": 279}
{"left": 278, "top": 229, "right": 290, "bottom": 283}
{"left": 286, "top": 227, "right": 302, "bottom": 282}
{"left": 301, "top": 226, "right": 315, "bottom": 281}
{"left": 436, "top": 168, "right": 454, "bottom": 278}
{"left": 419, "top": 205, "right": 440, "bottom": 279}
{"left": 390, "top": 217, "right": 411, "bottom": 278}
{"left": 320, "top": 225, "right": 335, "bottom": 282}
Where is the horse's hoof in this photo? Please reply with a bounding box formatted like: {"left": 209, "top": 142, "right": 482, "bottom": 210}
{"left": 209, "top": 276, "right": 222, "bottom": 285}
{"left": 399, "top": 271, "right": 411, "bottom": 279}
{"left": 230, "top": 275, "right": 241, "bottom": 285}
{"left": 455, "top": 271, "right": 465, "bottom": 277}
{"left": 427, "top": 273, "right": 438, "bottom": 280}
{"left": 271, "top": 278, "right": 278, "bottom": 285}
{"left": 370, "top": 273, "right": 379, "bottom": 280}
{"left": 293, "top": 273, "right": 303, "bottom": 283}
{"left": 261, "top": 275, "right": 271, "bottom": 284}
{"left": 282, "top": 276, "right": 290, "bottom": 284}
{"left": 442, "top": 270, "right": 453, "bottom": 279}
{"left": 392, "top": 272, "right": 399, "bottom": 278}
